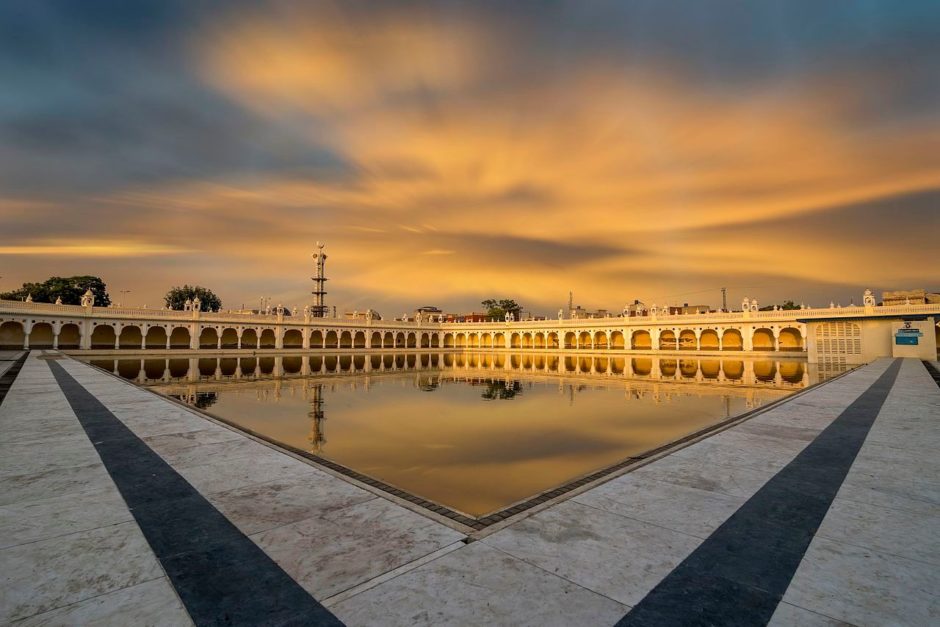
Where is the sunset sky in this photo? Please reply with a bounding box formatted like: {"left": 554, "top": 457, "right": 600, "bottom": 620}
{"left": 1, "top": 1, "right": 938, "bottom": 315}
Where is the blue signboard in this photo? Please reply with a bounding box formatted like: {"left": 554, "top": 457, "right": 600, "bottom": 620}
{"left": 895, "top": 335, "right": 919, "bottom": 345}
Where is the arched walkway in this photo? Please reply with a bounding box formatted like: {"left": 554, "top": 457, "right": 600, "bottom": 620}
{"left": 220, "top": 328, "right": 239, "bottom": 348}
{"left": 547, "top": 332, "right": 559, "bottom": 348}
{"left": 198, "top": 327, "right": 218, "bottom": 349}
{"left": 778, "top": 327, "right": 803, "bottom": 351}
{"left": 700, "top": 329, "right": 720, "bottom": 351}
{"left": 631, "top": 330, "right": 651, "bottom": 350}
{"left": 659, "top": 330, "right": 677, "bottom": 350}
{"left": 578, "top": 331, "right": 592, "bottom": 349}
{"left": 325, "top": 330, "right": 338, "bottom": 348}
{"left": 679, "top": 330, "right": 697, "bottom": 350}
{"left": 396, "top": 332, "right": 406, "bottom": 348}
{"left": 493, "top": 333, "right": 505, "bottom": 348}
{"left": 610, "top": 330, "right": 625, "bottom": 349}
{"left": 58, "top": 323, "right": 81, "bottom": 349}
{"left": 443, "top": 333, "right": 454, "bottom": 348}
{"left": 722, "top": 329, "right": 743, "bottom": 351}
{"left": 259, "top": 329, "right": 276, "bottom": 348}
{"left": 510, "top": 333, "right": 522, "bottom": 348}
{"left": 29, "top": 323, "right": 55, "bottom": 349}
{"left": 354, "top": 331, "right": 366, "bottom": 348}
{"left": 420, "top": 333, "right": 430, "bottom": 348}
{"left": 340, "top": 331, "right": 353, "bottom": 349}
{"left": 384, "top": 331, "right": 394, "bottom": 348}
{"left": 371, "top": 332, "right": 382, "bottom": 348}
{"left": 284, "top": 329, "right": 303, "bottom": 348}
{"left": 753, "top": 328, "right": 776, "bottom": 351}
{"left": 92, "top": 324, "right": 117, "bottom": 349}
{"left": 0, "top": 321, "right": 25, "bottom": 349}
{"left": 169, "top": 327, "right": 190, "bottom": 349}
{"left": 242, "top": 328, "right": 258, "bottom": 349}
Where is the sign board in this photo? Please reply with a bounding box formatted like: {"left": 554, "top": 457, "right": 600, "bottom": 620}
{"left": 895, "top": 335, "right": 919, "bottom": 345}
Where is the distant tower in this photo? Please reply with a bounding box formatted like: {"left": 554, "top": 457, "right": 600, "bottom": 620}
{"left": 311, "top": 242, "right": 328, "bottom": 318}
{"left": 568, "top": 291, "right": 574, "bottom": 316}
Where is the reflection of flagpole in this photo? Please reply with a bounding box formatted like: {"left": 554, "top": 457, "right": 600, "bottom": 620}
{"left": 308, "top": 384, "right": 326, "bottom": 454}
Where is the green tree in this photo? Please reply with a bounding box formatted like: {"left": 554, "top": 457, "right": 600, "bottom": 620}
{"left": 481, "top": 298, "right": 523, "bottom": 320}
{"left": 164, "top": 285, "right": 222, "bottom": 311}
{"left": 759, "top": 300, "right": 800, "bottom": 311}
{"left": 0, "top": 275, "right": 110, "bottom": 306}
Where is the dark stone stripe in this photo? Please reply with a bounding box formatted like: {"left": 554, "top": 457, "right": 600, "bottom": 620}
{"left": 0, "top": 352, "right": 28, "bottom": 406}
{"left": 48, "top": 361, "right": 344, "bottom": 627}
{"left": 617, "top": 359, "right": 902, "bottom": 627}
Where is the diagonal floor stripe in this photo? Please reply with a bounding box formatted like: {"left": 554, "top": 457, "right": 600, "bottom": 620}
{"left": 617, "top": 359, "right": 902, "bottom": 627}
{"left": 48, "top": 360, "right": 344, "bottom": 627}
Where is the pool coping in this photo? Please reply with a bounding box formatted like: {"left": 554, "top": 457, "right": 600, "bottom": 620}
{"left": 76, "top": 355, "right": 857, "bottom": 536}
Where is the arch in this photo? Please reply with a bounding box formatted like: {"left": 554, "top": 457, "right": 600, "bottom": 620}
{"left": 547, "top": 332, "right": 559, "bottom": 348}
{"left": 283, "top": 329, "right": 303, "bottom": 348}
{"left": 283, "top": 356, "right": 302, "bottom": 374}
{"left": 578, "top": 331, "right": 592, "bottom": 349}
{"left": 443, "top": 333, "right": 455, "bottom": 348}
{"left": 259, "top": 328, "right": 277, "bottom": 348}
{"left": 58, "top": 323, "right": 81, "bottom": 349}
{"left": 678, "top": 330, "right": 697, "bottom": 350}
{"left": 383, "top": 331, "right": 394, "bottom": 348}
{"left": 198, "top": 327, "right": 218, "bottom": 348}
{"left": 534, "top": 332, "right": 545, "bottom": 349}
{"left": 144, "top": 326, "right": 168, "bottom": 349}
{"left": 0, "top": 321, "right": 26, "bottom": 349}
{"left": 610, "top": 330, "right": 625, "bottom": 349}
{"left": 420, "top": 333, "right": 430, "bottom": 348}
{"left": 118, "top": 325, "right": 143, "bottom": 349}
{"left": 430, "top": 334, "right": 440, "bottom": 348}
{"left": 521, "top": 333, "right": 532, "bottom": 348}
{"left": 778, "top": 327, "right": 803, "bottom": 351}
{"left": 354, "top": 331, "right": 366, "bottom": 348}
{"left": 631, "top": 330, "right": 651, "bottom": 350}
{"left": 593, "top": 331, "right": 608, "bottom": 349}
{"left": 455, "top": 333, "right": 466, "bottom": 347}
{"left": 564, "top": 331, "right": 577, "bottom": 349}
{"left": 510, "top": 333, "right": 522, "bottom": 348}
{"left": 659, "top": 330, "right": 677, "bottom": 350}
{"left": 493, "top": 332, "right": 505, "bottom": 348}
{"left": 169, "top": 327, "right": 190, "bottom": 349}
{"left": 722, "top": 329, "right": 743, "bottom": 351}
{"left": 29, "top": 322, "right": 55, "bottom": 348}
{"left": 220, "top": 328, "right": 239, "bottom": 348}
{"left": 406, "top": 332, "right": 416, "bottom": 348}
{"left": 752, "top": 328, "right": 775, "bottom": 351}
{"left": 241, "top": 328, "right": 258, "bottom": 348}
{"left": 481, "top": 333, "right": 492, "bottom": 348}
{"left": 396, "top": 331, "right": 406, "bottom": 347}
{"left": 699, "top": 329, "right": 720, "bottom": 351}
{"left": 340, "top": 331, "right": 353, "bottom": 349}
{"left": 91, "top": 324, "right": 117, "bottom": 349}
{"left": 468, "top": 333, "right": 479, "bottom": 348}
{"left": 324, "top": 330, "right": 338, "bottom": 348}
{"left": 370, "top": 331, "right": 382, "bottom": 348}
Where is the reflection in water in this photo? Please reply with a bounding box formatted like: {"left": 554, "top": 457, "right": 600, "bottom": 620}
{"left": 80, "top": 352, "right": 846, "bottom": 517}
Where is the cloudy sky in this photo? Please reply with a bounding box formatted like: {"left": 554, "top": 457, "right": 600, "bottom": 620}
{"left": 1, "top": 1, "right": 937, "bottom": 315}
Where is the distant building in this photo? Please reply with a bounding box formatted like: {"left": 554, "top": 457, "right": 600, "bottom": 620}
{"left": 882, "top": 289, "right": 940, "bottom": 306}
{"left": 570, "top": 305, "right": 610, "bottom": 319}
{"left": 444, "top": 312, "right": 490, "bottom": 323}
{"left": 414, "top": 306, "right": 443, "bottom": 321}
{"left": 668, "top": 303, "right": 711, "bottom": 315}
{"left": 344, "top": 309, "right": 381, "bottom": 320}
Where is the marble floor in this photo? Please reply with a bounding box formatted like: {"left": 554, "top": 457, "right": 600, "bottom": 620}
{"left": 1, "top": 352, "right": 937, "bottom": 626}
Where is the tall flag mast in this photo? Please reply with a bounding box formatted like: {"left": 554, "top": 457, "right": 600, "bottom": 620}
{"left": 311, "top": 242, "right": 328, "bottom": 317}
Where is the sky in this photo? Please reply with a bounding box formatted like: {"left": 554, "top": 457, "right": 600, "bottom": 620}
{"left": 1, "top": 1, "right": 938, "bottom": 316}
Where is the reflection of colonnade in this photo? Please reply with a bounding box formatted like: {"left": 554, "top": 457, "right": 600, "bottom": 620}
{"left": 89, "top": 351, "right": 829, "bottom": 391}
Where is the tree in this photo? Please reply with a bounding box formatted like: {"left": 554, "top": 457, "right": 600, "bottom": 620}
{"left": 481, "top": 298, "right": 523, "bottom": 320}
{"left": 759, "top": 300, "right": 800, "bottom": 311}
{"left": 164, "top": 285, "right": 222, "bottom": 311}
{"left": 0, "top": 275, "right": 111, "bottom": 306}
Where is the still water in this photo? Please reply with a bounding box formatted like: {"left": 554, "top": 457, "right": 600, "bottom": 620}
{"left": 80, "top": 352, "right": 845, "bottom": 517}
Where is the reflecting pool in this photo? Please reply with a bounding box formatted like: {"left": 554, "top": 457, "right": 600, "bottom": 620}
{"left": 79, "top": 352, "right": 846, "bottom": 517}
